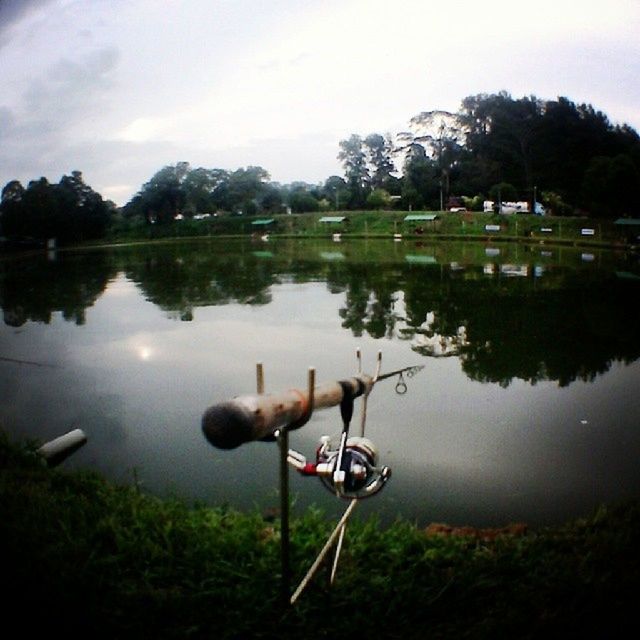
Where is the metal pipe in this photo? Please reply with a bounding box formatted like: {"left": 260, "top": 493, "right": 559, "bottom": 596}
{"left": 278, "top": 427, "right": 290, "bottom": 606}
{"left": 279, "top": 367, "right": 314, "bottom": 606}
{"left": 37, "top": 429, "right": 87, "bottom": 467}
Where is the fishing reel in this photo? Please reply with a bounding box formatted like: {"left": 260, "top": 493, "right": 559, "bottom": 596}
{"left": 288, "top": 435, "right": 391, "bottom": 499}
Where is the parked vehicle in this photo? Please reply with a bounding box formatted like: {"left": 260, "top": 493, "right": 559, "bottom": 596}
{"left": 483, "top": 200, "right": 545, "bottom": 215}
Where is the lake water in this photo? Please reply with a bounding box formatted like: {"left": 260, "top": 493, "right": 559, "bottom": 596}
{"left": 1, "top": 238, "right": 639, "bottom": 527}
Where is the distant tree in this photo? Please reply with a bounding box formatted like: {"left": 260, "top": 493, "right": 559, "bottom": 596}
{"left": 364, "top": 133, "right": 396, "bottom": 190}
{"left": 0, "top": 172, "right": 111, "bottom": 242}
{"left": 461, "top": 194, "right": 485, "bottom": 211}
{"left": 182, "top": 167, "right": 228, "bottom": 215}
{"left": 56, "top": 171, "right": 112, "bottom": 240}
{"left": 222, "top": 166, "right": 271, "bottom": 214}
{"left": 259, "top": 183, "right": 284, "bottom": 213}
{"left": 20, "top": 178, "right": 60, "bottom": 239}
{"left": 1, "top": 180, "right": 25, "bottom": 203}
{"left": 581, "top": 154, "right": 640, "bottom": 217}
{"left": 456, "top": 92, "right": 640, "bottom": 216}
{"left": 0, "top": 180, "right": 26, "bottom": 236}
{"left": 489, "top": 182, "right": 518, "bottom": 204}
{"left": 399, "top": 110, "right": 466, "bottom": 208}
{"left": 460, "top": 94, "right": 543, "bottom": 206}
{"left": 400, "top": 143, "right": 438, "bottom": 209}
{"left": 338, "top": 134, "right": 370, "bottom": 208}
{"left": 322, "top": 176, "right": 350, "bottom": 210}
{"left": 289, "top": 188, "right": 320, "bottom": 213}
{"left": 540, "top": 191, "right": 572, "bottom": 216}
{"left": 366, "top": 188, "right": 391, "bottom": 210}
{"left": 133, "top": 162, "right": 190, "bottom": 224}
{"left": 533, "top": 98, "right": 639, "bottom": 205}
{"left": 125, "top": 164, "right": 279, "bottom": 220}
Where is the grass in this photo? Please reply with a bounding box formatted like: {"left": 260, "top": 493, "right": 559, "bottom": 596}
{"left": 1, "top": 432, "right": 639, "bottom": 638}
{"left": 104, "top": 210, "right": 633, "bottom": 250}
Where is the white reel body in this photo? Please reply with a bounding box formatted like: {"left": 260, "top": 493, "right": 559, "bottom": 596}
{"left": 289, "top": 435, "right": 391, "bottom": 499}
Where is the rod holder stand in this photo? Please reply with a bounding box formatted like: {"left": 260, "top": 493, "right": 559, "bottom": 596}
{"left": 266, "top": 365, "right": 315, "bottom": 606}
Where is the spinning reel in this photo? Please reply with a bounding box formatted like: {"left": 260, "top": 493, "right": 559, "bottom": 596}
{"left": 288, "top": 435, "right": 391, "bottom": 499}
{"left": 286, "top": 356, "right": 414, "bottom": 500}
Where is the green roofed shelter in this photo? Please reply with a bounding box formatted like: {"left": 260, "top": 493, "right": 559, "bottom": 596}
{"left": 405, "top": 254, "right": 437, "bottom": 264}
{"left": 251, "top": 218, "right": 274, "bottom": 226}
{"left": 404, "top": 214, "right": 438, "bottom": 222}
{"left": 615, "top": 218, "right": 640, "bottom": 243}
{"left": 319, "top": 216, "right": 346, "bottom": 223}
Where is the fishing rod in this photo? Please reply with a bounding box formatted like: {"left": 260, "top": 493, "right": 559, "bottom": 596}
{"left": 201, "top": 357, "right": 423, "bottom": 451}
{"left": 201, "top": 349, "right": 424, "bottom": 605}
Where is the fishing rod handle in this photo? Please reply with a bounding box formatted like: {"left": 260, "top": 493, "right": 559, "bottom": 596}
{"left": 202, "top": 375, "right": 372, "bottom": 450}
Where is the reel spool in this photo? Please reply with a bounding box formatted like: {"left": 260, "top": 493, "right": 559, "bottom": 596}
{"left": 288, "top": 435, "right": 391, "bottom": 499}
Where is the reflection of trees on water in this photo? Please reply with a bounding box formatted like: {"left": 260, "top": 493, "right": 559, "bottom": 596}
{"left": 458, "top": 274, "right": 640, "bottom": 387}
{"left": 2, "top": 242, "right": 639, "bottom": 387}
{"left": 0, "top": 252, "right": 116, "bottom": 326}
{"left": 122, "top": 245, "right": 277, "bottom": 319}
{"left": 405, "top": 311, "right": 469, "bottom": 358}
{"left": 333, "top": 264, "right": 401, "bottom": 338}
{"left": 325, "top": 261, "right": 640, "bottom": 387}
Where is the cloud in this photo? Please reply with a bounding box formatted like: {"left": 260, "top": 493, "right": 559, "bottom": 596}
{"left": 0, "top": 46, "right": 120, "bottom": 183}
{"left": 116, "top": 117, "right": 175, "bottom": 143}
{"left": 18, "top": 47, "right": 119, "bottom": 136}
{"left": 0, "top": 0, "right": 58, "bottom": 48}
{"left": 1, "top": 0, "right": 639, "bottom": 206}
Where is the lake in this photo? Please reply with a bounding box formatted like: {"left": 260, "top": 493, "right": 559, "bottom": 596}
{"left": 1, "top": 238, "right": 639, "bottom": 527}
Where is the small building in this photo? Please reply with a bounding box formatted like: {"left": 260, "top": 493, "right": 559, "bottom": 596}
{"left": 319, "top": 216, "right": 347, "bottom": 224}
{"left": 614, "top": 218, "right": 640, "bottom": 243}
{"left": 403, "top": 214, "right": 439, "bottom": 234}
{"left": 405, "top": 254, "right": 437, "bottom": 264}
{"left": 404, "top": 214, "right": 439, "bottom": 222}
{"left": 251, "top": 218, "right": 275, "bottom": 227}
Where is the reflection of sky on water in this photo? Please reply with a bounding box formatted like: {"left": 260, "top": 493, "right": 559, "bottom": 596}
{"left": 376, "top": 357, "right": 640, "bottom": 525}
{"left": 2, "top": 268, "right": 640, "bottom": 528}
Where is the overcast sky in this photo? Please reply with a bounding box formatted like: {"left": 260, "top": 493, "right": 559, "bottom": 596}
{"left": 1, "top": 0, "right": 639, "bottom": 206}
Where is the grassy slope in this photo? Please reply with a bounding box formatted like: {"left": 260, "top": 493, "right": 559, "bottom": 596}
{"left": 105, "top": 211, "right": 631, "bottom": 249}
{"left": 2, "top": 434, "right": 639, "bottom": 639}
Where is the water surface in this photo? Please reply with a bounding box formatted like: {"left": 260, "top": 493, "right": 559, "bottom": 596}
{"left": 1, "top": 238, "right": 639, "bottom": 526}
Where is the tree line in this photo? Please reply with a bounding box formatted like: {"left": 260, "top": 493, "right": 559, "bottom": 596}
{"left": 0, "top": 171, "right": 114, "bottom": 244}
{"left": 2, "top": 92, "right": 639, "bottom": 243}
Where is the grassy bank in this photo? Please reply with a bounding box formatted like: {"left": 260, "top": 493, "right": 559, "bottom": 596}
{"left": 1, "top": 434, "right": 639, "bottom": 638}
{"left": 105, "top": 210, "right": 635, "bottom": 250}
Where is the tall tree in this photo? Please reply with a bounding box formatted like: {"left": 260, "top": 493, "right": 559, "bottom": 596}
{"left": 456, "top": 92, "right": 640, "bottom": 215}
{"left": 134, "top": 162, "right": 191, "bottom": 224}
{"left": 364, "top": 133, "right": 395, "bottom": 190}
{"left": 1, "top": 172, "right": 110, "bottom": 243}
{"left": 0, "top": 180, "right": 26, "bottom": 236}
{"left": 581, "top": 154, "right": 640, "bottom": 217}
{"left": 459, "top": 93, "right": 543, "bottom": 196}
{"left": 222, "top": 166, "right": 271, "bottom": 214}
{"left": 56, "top": 170, "right": 112, "bottom": 240}
{"left": 399, "top": 110, "right": 465, "bottom": 208}
{"left": 182, "top": 167, "right": 228, "bottom": 215}
{"left": 400, "top": 143, "right": 438, "bottom": 210}
{"left": 322, "top": 176, "right": 350, "bottom": 210}
{"left": 338, "top": 134, "right": 370, "bottom": 208}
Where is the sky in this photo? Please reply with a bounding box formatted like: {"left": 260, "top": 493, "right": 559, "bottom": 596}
{"left": 0, "top": 0, "right": 639, "bottom": 206}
